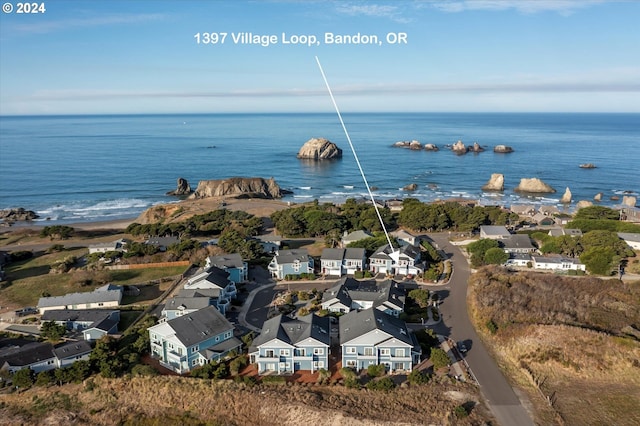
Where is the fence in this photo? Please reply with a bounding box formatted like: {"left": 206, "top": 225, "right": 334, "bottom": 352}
{"left": 106, "top": 260, "right": 191, "bottom": 270}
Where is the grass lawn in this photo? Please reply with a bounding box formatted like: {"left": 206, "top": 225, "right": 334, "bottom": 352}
{"left": 119, "top": 310, "right": 145, "bottom": 331}
{"left": 109, "top": 266, "right": 187, "bottom": 286}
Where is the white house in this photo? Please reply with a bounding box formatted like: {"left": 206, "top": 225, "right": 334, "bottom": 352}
{"left": 618, "top": 232, "right": 640, "bottom": 250}
{"left": 321, "top": 278, "right": 405, "bottom": 317}
{"left": 479, "top": 225, "right": 511, "bottom": 239}
{"left": 88, "top": 239, "right": 127, "bottom": 254}
{"left": 341, "top": 230, "right": 373, "bottom": 248}
{"left": 369, "top": 244, "right": 423, "bottom": 277}
{"left": 320, "top": 248, "right": 367, "bottom": 276}
{"left": 531, "top": 255, "right": 586, "bottom": 271}
{"left": 37, "top": 284, "right": 123, "bottom": 314}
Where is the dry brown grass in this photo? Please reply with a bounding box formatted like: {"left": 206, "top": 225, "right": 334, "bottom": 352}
{"left": 0, "top": 375, "right": 493, "bottom": 425}
{"left": 468, "top": 267, "right": 640, "bottom": 426}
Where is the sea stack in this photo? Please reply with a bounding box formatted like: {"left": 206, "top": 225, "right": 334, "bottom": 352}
{"left": 514, "top": 178, "right": 556, "bottom": 193}
{"left": 297, "top": 137, "right": 342, "bottom": 160}
{"left": 482, "top": 173, "right": 505, "bottom": 191}
{"left": 494, "top": 145, "right": 514, "bottom": 153}
{"left": 560, "top": 187, "right": 572, "bottom": 203}
{"left": 189, "top": 177, "right": 285, "bottom": 199}
{"left": 424, "top": 143, "right": 439, "bottom": 151}
{"left": 451, "top": 140, "right": 467, "bottom": 154}
{"left": 167, "top": 177, "right": 192, "bottom": 196}
{"left": 623, "top": 196, "right": 637, "bottom": 207}
{"left": 470, "top": 142, "right": 484, "bottom": 153}
{"left": 594, "top": 192, "right": 603, "bottom": 202}
{"left": 402, "top": 183, "right": 418, "bottom": 191}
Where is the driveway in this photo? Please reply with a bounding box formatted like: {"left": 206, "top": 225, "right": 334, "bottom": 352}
{"left": 429, "top": 233, "right": 535, "bottom": 426}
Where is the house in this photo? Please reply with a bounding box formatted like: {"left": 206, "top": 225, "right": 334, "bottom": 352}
{"left": 148, "top": 306, "right": 242, "bottom": 374}
{"left": 620, "top": 206, "right": 640, "bottom": 223}
{"left": 41, "top": 309, "right": 120, "bottom": 341}
{"left": 161, "top": 296, "right": 215, "bottom": 320}
{"left": 531, "top": 212, "right": 555, "bottom": 226}
{"left": 253, "top": 235, "right": 282, "bottom": 254}
{"left": 617, "top": 232, "right": 640, "bottom": 250}
{"left": 479, "top": 225, "right": 511, "bottom": 239}
{"left": 369, "top": 244, "right": 423, "bottom": 277}
{"left": 321, "top": 278, "right": 405, "bottom": 317}
{"left": 501, "top": 235, "right": 536, "bottom": 254}
{"left": 144, "top": 236, "right": 180, "bottom": 251}
{"left": 88, "top": 239, "right": 127, "bottom": 254}
{"left": 52, "top": 341, "right": 92, "bottom": 368}
{"left": 250, "top": 314, "right": 330, "bottom": 374}
{"left": 341, "top": 230, "right": 373, "bottom": 248}
{"left": 320, "top": 248, "right": 367, "bottom": 276}
{"left": 206, "top": 253, "right": 248, "bottom": 283}
{"left": 390, "top": 229, "right": 420, "bottom": 247}
{"left": 510, "top": 205, "right": 536, "bottom": 216}
{"left": 548, "top": 228, "right": 583, "bottom": 237}
{"left": 505, "top": 253, "right": 532, "bottom": 267}
{"left": 267, "top": 249, "right": 314, "bottom": 280}
{"left": 539, "top": 205, "right": 560, "bottom": 216}
{"left": 339, "top": 309, "right": 421, "bottom": 373}
{"left": 184, "top": 265, "right": 237, "bottom": 303}
{"left": 531, "top": 255, "right": 586, "bottom": 271}
{"left": 0, "top": 340, "right": 92, "bottom": 374}
{"left": 37, "top": 284, "right": 123, "bottom": 314}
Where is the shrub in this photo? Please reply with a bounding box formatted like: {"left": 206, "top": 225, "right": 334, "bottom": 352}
{"left": 229, "top": 356, "right": 248, "bottom": 375}
{"left": 366, "top": 364, "right": 386, "bottom": 378}
{"left": 297, "top": 307, "right": 310, "bottom": 316}
{"left": 261, "top": 375, "right": 286, "bottom": 385}
{"left": 454, "top": 405, "right": 469, "bottom": 418}
{"left": 316, "top": 368, "right": 331, "bottom": 384}
{"left": 365, "top": 376, "right": 395, "bottom": 391}
{"left": 486, "top": 319, "right": 498, "bottom": 334}
{"left": 12, "top": 368, "right": 35, "bottom": 389}
{"left": 430, "top": 347, "right": 450, "bottom": 370}
{"left": 131, "top": 364, "right": 158, "bottom": 377}
{"left": 407, "top": 369, "right": 430, "bottom": 385}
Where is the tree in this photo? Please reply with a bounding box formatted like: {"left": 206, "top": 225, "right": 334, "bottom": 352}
{"left": 407, "top": 368, "right": 430, "bottom": 385}
{"left": 408, "top": 289, "right": 430, "bottom": 308}
{"left": 580, "top": 246, "right": 617, "bottom": 275}
{"left": 12, "top": 368, "right": 35, "bottom": 389}
{"left": 483, "top": 247, "right": 509, "bottom": 265}
{"left": 430, "top": 347, "right": 450, "bottom": 370}
{"left": 40, "top": 321, "right": 67, "bottom": 341}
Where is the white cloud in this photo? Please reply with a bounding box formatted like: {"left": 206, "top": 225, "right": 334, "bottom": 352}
{"left": 334, "top": 3, "right": 411, "bottom": 22}
{"left": 427, "top": 0, "right": 606, "bottom": 15}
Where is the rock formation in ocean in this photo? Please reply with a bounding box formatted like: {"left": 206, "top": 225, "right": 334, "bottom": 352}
{"left": 482, "top": 173, "right": 504, "bottom": 191}
{"left": 189, "top": 177, "right": 285, "bottom": 199}
{"left": 0, "top": 208, "right": 39, "bottom": 222}
{"left": 576, "top": 200, "right": 594, "bottom": 209}
{"left": 451, "top": 140, "right": 467, "bottom": 154}
{"left": 611, "top": 195, "right": 620, "bottom": 201}
{"left": 594, "top": 192, "right": 603, "bottom": 202}
{"left": 402, "top": 183, "right": 418, "bottom": 191}
{"left": 623, "top": 196, "right": 637, "bottom": 207}
{"left": 514, "top": 178, "right": 556, "bottom": 193}
{"left": 297, "top": 138, "right": 342, "bottom": 160}
{"left": 167, "top": 177, "right": 192, "bottom": 196}
{"left": 424, "top": 143, "right": 439, "bottom": 151}
{"left": 470, "top": 142, "right": 484, "bottom": 153}
{"left": 560, "top": 187, "right": 572, "bottom": 203}
{"left": 493, "top": 145, "right": 514, "bottom": 153}
{"left": 393, "top": 140, "right": 422, "bottom": 150}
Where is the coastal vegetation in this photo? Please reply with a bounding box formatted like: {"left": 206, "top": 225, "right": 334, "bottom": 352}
{"left": 468, "top": 266, "right": 640, "bottom": 425}
{"left": 566, "top": 205, "right": 640, "bottom": 233}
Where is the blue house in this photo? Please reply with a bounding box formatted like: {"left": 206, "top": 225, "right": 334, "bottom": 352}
{"left": 320, "top": 248, "right": 367, "bottom": 276}
{"left": 339, "top": 309, "right": 421, "bottom": 373}
{"left": 250, "top": 314, "right": 330, "bottom": 374}
{"left": 184, "top": 265, "right": 237, "bottom": 314}
{"left": 206, "top": 253, "right": 248, "bottom": 283}
{"left": 41, "top": 309, "right": 120, "bottom": 341}
{"left": 148, "top": 306, "right": 242, "bottom": 374}
{"left": 267, "top": 249, "right": 314, "bottom": 280}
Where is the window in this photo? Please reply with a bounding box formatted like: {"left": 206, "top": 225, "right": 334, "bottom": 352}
{"left": 364, "top": 347, "right": 374, "bottom": 356}
{"left": 192, "top": 359, "right": 197, "bottom": 366}
{"left": 191, "top": 345, "right": 199, "bottom": 353}
{"left": 346, "top": 347, "right": 356, "bottom": 354}
{"left": 313, "top": 348, "right": 324, "bottom": 355}
{"left": 265, "top": 350, "right": 275, "bottom": 357}
{"left": 280, "top": 349, "right": 290, "bottom": 356}
{"left": 380, "top": 348, "right": 390, "bottom": 356}
{"left": 318, "top": 361, "right": 324, "bottom": 368}
{"left": 346, "top": 360, "right": 356, "bottom": 367}
{"left": 294, "top": 348, "right": 305, "bottom": 356}
{"left": 395, "top": 348, "right": 405, "bottom": 357}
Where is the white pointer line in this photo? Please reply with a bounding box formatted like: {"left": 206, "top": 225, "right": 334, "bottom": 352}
{"left": 314, "top": 56, "right": 395, "bottom": 251}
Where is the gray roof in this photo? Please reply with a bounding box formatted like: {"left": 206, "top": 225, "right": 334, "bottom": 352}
{"left": 0, "top": 342, "right": 55, "bottom": 367}
{"left": 618, "top": 232, "right": 640, "bottom": 243}
{"left": 342, "top": 230, "right": 373, "bottom": 244}
{"left": 339, "top": 309, "right": 415, "bottom": 347}
{"left": 200, "top": 337, "right": 243, "bottom": 360}
{"left": 163, "top": 297, "right": 213, "bottom": 311}
{"left": 321, "top": 248, "right": 345, "bottom": 261}
{"left": 208, "top": 253, "right": 245, "bottom": 269}
{"left": 480, "top": 225, "right": 511, "bottom": 237}
{"left": 344, "top": 247, "right": 366, "bottom": 260}
{"left": 322, "top": 278, "right": 404, "bottom": 311}
{"left": 41, "top": 309, "right": 119, "bottom": 323}
{"left": 144, "top": 236, "right": 179, "bottom": 247}
{"left": 37, "top": 286, "right": 122, "bottom": 309}
{"left": 178, "top": 288, "right": 221, "bottom": 298}
{"left": 166, "top": 306, "right": 234, "bottom": 347}
{"left": 89, "top": 317, "right": 119, "bottom": 333}
{"left": 52, "top": 341, "right": 92, "bottom": 359}
{"left": 252, "top": 314, "right": 331, "bottom": 348}
{"left": 275, "top": 249, "right": 309, "bottom": 264}
{"left": 501, "top": 234, "right": 535, "bottom": 250}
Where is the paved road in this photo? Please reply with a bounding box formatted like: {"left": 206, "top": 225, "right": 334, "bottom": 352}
{"left": 429, "top": 234, "right": 535, "bottom": 426}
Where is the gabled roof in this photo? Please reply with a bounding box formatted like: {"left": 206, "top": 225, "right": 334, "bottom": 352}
{"left": 89, "top": 317, "right": 119, "bottom": 333}
{"left": 178, "top": 288, "right": 221, "bottom": 298}
{"left": 342, "top": 230, "right": 373, "bottom": 244}
{"left": 253, "top": 314, "right": 331, "bottom": 348}
{"left": 199, "top": 337, "right": 243, "bottom": 360}
{"left": 322, "top": 278, "right": 405, "bottom": 311}
{"left": 186, "top": 266, "right": 232, "bottom": 289}
{"left": 371, "top": 244, "right": 420, "bottom": 261}
{"left": 52, "top": 341, "right": 92, "bottom": 359}
{"left": 163, "top": 297, "right": 213, "bottom": 312}
{"left": 0, "top": 342, "right": 55, "bottom": 367}
{"left": 510, "top": 205, "right": 536, "bottom": 215}
{"left": 344, "top": 247, "right": 366, "bottom": 260}
{"left": 207, "top": 253, "right": 245, "bottom": 269}
{"left": 532, "top": 255, "right": 583, "bottom": 265}
{"left": 37, "top": 285, "right": 123, "bottom": 309}
{"left": 339, "top": 309, "right": 414, "bottom": 346}
{"left": 618, "top": 232, "right": 640, "bottom": 243}
{"left": 152, "top": 306, "right": 233, "bottom": 347}
{"left": 321, "top": 248, "right": 345, "bottom": 261}
{"left": 480, "top": 225, "right": 511, "bottom": 237}
{"left": 501, "top": 234, "right": 535, "bottom": 250}
{"left": 144, "top": 236, "right": 179, "bottom": 247}
{"left": 274, "top": 249, "right": 309, "bottom": 264}
{"left": 41, "top": 309, "right": 118, "bottom": 323}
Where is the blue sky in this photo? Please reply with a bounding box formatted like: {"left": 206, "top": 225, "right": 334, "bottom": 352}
{"left": 1, "top": 0, "right": 638, "bottom": 114}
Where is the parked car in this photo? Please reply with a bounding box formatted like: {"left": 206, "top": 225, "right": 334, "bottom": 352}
{"left": 457, "top": 341, "right": 468, "bottom": 353}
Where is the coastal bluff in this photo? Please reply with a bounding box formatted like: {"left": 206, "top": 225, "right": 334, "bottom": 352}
{"left": 189, "top": 177, "right": 286, "bottom": 199}
{"left": 297, "top": 138, "right": 342, "bottom": 160}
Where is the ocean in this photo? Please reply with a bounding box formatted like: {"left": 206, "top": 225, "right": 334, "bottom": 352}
{"left": 0, "top": 113, "right": 638, "bottom": 224}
